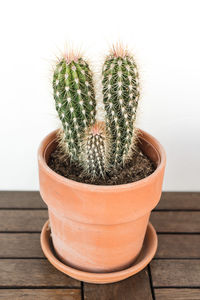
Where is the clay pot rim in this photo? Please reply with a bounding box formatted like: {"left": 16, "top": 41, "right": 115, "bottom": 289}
{"left": 38, "top": 128, "right": 166, "bottom": 192}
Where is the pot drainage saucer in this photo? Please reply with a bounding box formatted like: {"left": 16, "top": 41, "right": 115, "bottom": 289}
{"left": 41, "top": 221, "right": 157, "bottom": 284}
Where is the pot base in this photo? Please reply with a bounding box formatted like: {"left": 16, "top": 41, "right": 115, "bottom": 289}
{"left": 40, "top": 220, "right": 158, "bottom": 284}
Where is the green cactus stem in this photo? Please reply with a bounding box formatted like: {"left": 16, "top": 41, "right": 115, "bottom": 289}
{"left": 53, "top": 54, "right": 96, "bottom": 162}
{"left": 102, "top": 44, "right": 140, "bottom": 167}
{"left": 82, "top": 122, "right": 107, "bottom": 179}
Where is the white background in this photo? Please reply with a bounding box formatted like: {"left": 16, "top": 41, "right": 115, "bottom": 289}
{"left": 0, "top": 0, "right": 199, "bottom": 191}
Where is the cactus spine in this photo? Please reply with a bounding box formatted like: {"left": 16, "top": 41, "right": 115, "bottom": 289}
{"left": 102, "top": 45, "right": 140, "bottom": 167}
{"left": 53, "top": 55, "right": 96, "bottom": 162}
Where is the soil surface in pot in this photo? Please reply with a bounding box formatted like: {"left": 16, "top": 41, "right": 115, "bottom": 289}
{"left": 48, "top": 143, "right": 155, "bottom": 185}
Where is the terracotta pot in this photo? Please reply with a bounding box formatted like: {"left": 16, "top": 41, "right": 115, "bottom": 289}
{"left": 38, "top": 129, "right": 166, "bottom": 273}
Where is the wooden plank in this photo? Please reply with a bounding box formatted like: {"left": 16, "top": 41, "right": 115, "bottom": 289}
{"left": 155, "top": 288, "right": 200, "bottom": 300}
{"left": 156, "top": 192, "right": 200, "bottom": 210}
{"left": 1, "top": 192, "right": 199, "bottom": 210}
{"left": 0, "top": 191, "right": 46, "bottom": 208}
{"left": 0, "top": 259, "right": 80, "bottom": 287}
{"left": 0, "top": 233, "right": 44, "bottom": 258}
{"left": 3, "top": 202, "right": 200, "bottom": 234}
{"left": 150, "top": 211, "right": 200, "bottom": 232}
{"left": 0, "top": 289, "right": 81, "bottom": 300}
{"left": 156, "top": 234, "right": 200, "bottom": 258}
{"left": 0, "top": 210, "right": 48, "bottom": 232}
{"left": 151, "top": 260, "right": 200, "bottom": 287}
{"left": 84, "top": 269, "right": 152, "bottom": 300}
{"left": 1, "top": 207, "right": 199, "bottom": 234}
{"left": 3, "top": 233, "right": 200, "bottom": 260}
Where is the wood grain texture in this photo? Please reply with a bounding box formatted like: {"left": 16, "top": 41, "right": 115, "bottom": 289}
{"left": 150, "top": 211, "right": 200, "bottom": 232}
{"left": 156, "top": 234, "right": 200, "bottom": 258}
{"left": 2, "top": 209, "right": 200, "bottom": 233}
{"left": 0, "top": 259, "right": 80, "bottom": 287}
{"left": 83, "top": 269, "right": 152, "bottom": 300}
{"left": 1, "top": 191, "right": 199, "bottom": 210}
{"left": 0, "top": 233, "right": 44, "bottom": 258}
{"left": 0, "top": 210, "right": 48, "bottom": 232}
{"left": 5, "top": 233, "right": 199, "bottom": 260}
{"left": 0, "top": 191, "right": 46, "bottom": 208}
{"left": 155, "top": 288, "right": 200, "bottom": 300}
{"left": 151, "top": 260, "right": 200, "bottom": 287}
{"left": 0, "top": 289, "right": 81, "bottom": 300}
{"left": 156, "top": 192, "right": 200, "bottom": 210}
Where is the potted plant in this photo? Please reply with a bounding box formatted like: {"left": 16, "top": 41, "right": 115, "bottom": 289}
{"left": 38, "top": 44, "right": 166, "bottom": 284}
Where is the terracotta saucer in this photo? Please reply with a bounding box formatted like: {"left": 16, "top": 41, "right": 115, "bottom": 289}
{"left": 41, "top": 220, "right": 157, "bottom": 284}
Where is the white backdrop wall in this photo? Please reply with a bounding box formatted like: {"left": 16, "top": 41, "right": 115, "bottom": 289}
{"left": 0, "top": 0, "right": 200, "bottom": 191}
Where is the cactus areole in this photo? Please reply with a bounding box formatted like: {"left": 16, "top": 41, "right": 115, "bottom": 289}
{"left": 52, "top": 45, "right": 141, "bottom": 181}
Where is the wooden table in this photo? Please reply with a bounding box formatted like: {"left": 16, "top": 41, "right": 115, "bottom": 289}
{"left": 0, "top": 192, "right": 199, "bottom": 299}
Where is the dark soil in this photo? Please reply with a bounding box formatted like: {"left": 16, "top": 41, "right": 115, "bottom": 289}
{"left": 48, "top": 144, "right": 156, "bottom": 185}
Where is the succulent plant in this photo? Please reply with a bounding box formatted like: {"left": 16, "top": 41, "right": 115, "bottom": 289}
{"left": 81, "top": 122, "right": 107, "bottom": 179}
{"left": 53, "top": 45, "right": 140, "bottom": 180}
{"left": 102, "top": 45, "right": 140, "bottom": 167}
{"left": 53, "top": 54, "right": 96, "bottom": 162}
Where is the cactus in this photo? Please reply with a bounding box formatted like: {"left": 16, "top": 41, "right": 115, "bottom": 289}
{"left": 102, "top": 44, "right": 140, "bottom": 167}
{"left": 53, "top": 54, "right": 96, "bottom": 162}
{"left": 81, "top": 122, "right": 107, "bottom": 179}
{"left": 52, "top": 44, "right": 140, "bottom": 181}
